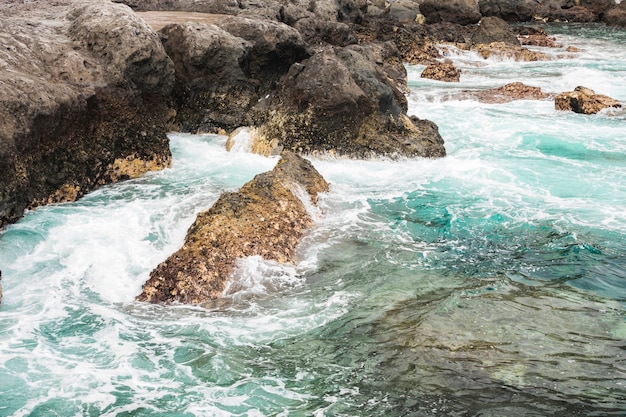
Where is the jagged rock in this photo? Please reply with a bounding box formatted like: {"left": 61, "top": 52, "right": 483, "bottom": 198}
{"left": 555, "top": 86, "right": 621, "bottom": 114}
{"left": 253, "top": 45, "right": 446, "bottom": 158}
{"left": 472, "top": 42, "right": 551, "bottom": 61}
{"left": 0, "top": 0, "right": 174, "bottom": 228}
{"left": 426, "top": 22, "right": 474, "bottom": 44}
{"left": 420, "top": 0, "right": 482, "bottom": 25}
{"left": 605, "top": 1, "right": 626, "bottom": 27}
{"left": 517, "top": 26, "right": 558, "bottom": 47}
{"left": 534, "top": 0, "right": 613, "bottom": 22}
{"left": 461, "top": 82, "right": 548, "bottom": 103}
{"left": 478, "top": 0, "right": 535, "bottom": 22}
{"left": 136, "top": 152, "right": 329, "bottom": 304}
{"left": 388, "top": 0, "right": 422, "bottom": 23}
{"left": 471, "top": 16, "right": 520, "bottom": 47}
{"left": 421, "top": 61, "right": 461, "bottom": 82}
{"left": 157, "top": 17, "right": 309, "bottom": 133}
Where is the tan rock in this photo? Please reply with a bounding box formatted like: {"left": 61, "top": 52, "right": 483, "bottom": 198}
{"left": 136, "top": 152, "right": 329, "bottom": 304}
{"left": 463, "top": 82, "right": 548, "bottom": 103}
{"left": 472, "top": 42, "right": 551, "bottom": 61}
{"left": 555, "top": 86, "right": 622, "bottom": 114}
{"left": 420, "top": 61, "right": 461, "bottom": 82}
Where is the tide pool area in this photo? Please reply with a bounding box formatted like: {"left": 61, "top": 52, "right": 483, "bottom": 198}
{"left": 0, "top": 23, "right": 625, "bottom": 416}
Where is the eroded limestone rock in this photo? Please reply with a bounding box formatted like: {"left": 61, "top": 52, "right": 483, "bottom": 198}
{"left": 136, "top": 152, "right": 329, "bottom": 304}
{"left": 421, "top": 61, "right": 461, "bottom": 82}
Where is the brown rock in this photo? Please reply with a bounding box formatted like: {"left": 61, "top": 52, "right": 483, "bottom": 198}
{"left": 472, "top": 42, "right": 551, "bottom": 61}
{"left": 136, "top": 152, "right": 329, "bottom": 304}
{"left": 421, "top": 61, "right": 461, "bottom": 82}
{"left": 462, "top": 82, "right": 548, "bottom": 103}
{"left": 516, "top": 26, "right": 558, "bottom": 47}
{"left": 0, "top": 0, "right": 174, "bottom": 228}
{"left": 605, "top": 1, "right": 626, "bottom": 27}
{"left": 471, "top": 16, "right": 520, "bottom": 47}
{"left": 555, "top": 86, "right": 622, "bottom": 114}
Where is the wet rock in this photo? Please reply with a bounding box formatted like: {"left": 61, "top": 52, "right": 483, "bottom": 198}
{"left": 462, "top": 82, "right": 548, "bottom": 103}
{"left": 420, "top": 0, "right": 482, "bottom": 25}
{"left": 388, "top": 0, "right": 422, "bottom": 23}
{"left": 555, "top": 86, "right": 622, "bottom": 114}
{"left": 471, "top": 16, "right": 520, "bottom": 47}
{"left": 534, "top": 0, "right": 613, "bottom": 22}
{"left": 136, "top": 152, "right": 329, "bottom": 304}
{"left": 478, "top": 0, "right": 535, "bottom": 22}
{"left": 0, "top": 0, "right": 174, "bottom": 228}
{"left": 472, "top": 41, "right": 551, "bottom": 61}
{"left": 421, "top": 61, "right": 461, "bottom": 82}
{"left": 516, "top": 25, "right": 558, "bottom": 47}
{"left": 605, "top": 1, "right": 626, "bottom": 27}
{"left": 253, "top": 46, "right": 446, "bottom": 158}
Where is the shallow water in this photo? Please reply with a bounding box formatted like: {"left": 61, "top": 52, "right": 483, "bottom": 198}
{"left": 1, "top": 24, "right": 625, "bottom": 416}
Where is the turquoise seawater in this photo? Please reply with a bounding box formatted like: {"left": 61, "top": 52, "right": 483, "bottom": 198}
{"left": 1, "top": 24, "right": 625, "bottom": 416}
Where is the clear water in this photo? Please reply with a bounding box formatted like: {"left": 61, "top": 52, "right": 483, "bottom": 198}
{"left": 1, "top": 24, "right": 625, "bottom": 416}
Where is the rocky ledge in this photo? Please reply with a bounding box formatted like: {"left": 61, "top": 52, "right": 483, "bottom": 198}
{"left": 0, "top": 0, "right": 174, "bottom": 228}
{"left": 555, "top": 86, "right": 622, "bottom": 114}
{"left": 136, "top": 152, "right": 329, "bottom": 304}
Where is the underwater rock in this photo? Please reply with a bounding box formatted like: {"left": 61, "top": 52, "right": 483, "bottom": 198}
{"left": 555, "top": 86, "right": 622, "bottom": 114}
{"left": 254, "top": 46, "right": 446, "bottom": 158}
{"left": 421, "top": 61, "right": 462, "bottom": 82}
{"left": 0, "top": 0, "right": 174, "bottom": 228}
{"left": 136, "top": 152, "right": 329, "bottom": 304}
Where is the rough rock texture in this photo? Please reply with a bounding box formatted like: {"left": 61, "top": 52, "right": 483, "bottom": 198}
{"left": 254, "top": 46, "right": 446, "bottom": 158}
{"left": 517, "top": 26, "right": 558, "bottom": 47}
{"left": 478, "top": 0, "right": 535, "bottom": 22}
{"left": 605, "top": 1, "right": 626, "bottom": 27}
{"left": 160, "top": 17, "right": 309, "bottom": 132}
{"left": 472, "top": 42, "right": 551, "bottom": 61}
{"left": 555, "top": 86, "right": 622, "bottom": 114}
{"left": 136, "top": 152, "right": 329, "bottom": 304}
{"left": 462, "top": 82, "right": 548, "bottom": 103}
{"left": 421, "top": 61, "right": 461, "bottom": 82}
{"left": 471, "top": 16, "right": 520, "bottom": 47}
{"left": 420, "top": 0, "right": 482, "bottom": 25}
{"left": 534, "top": 0, "right": 614, "bottom": 22}
{"left": 0, "top": 0, "right": 174, "bottom": 228}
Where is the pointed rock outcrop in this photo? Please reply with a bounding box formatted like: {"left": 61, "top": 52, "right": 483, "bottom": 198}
{"left": 555, "top": 86, "right": 621, "bottom": 114}
{"left": 137, "top": 152, "right": 329, "bottom": 304}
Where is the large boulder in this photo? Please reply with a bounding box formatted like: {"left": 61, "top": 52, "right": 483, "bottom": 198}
{"left": 252, "top": 45, "right": 446, "bottom": 158}
{"left": 136, "top": 152, "right": 329, "bottom": 304}
{"left": 604, "top": 1, "right": 626, "bottom": 27}
{"left": 0, "top": 0, "right": 174, "bottom": 228}
{"left": 478, "top": 0, "right": 535, "bottom": 22}
{"left": 420, "top": 0, "right": 482, "bottom": 25}
{"left": 470, "top": 16, "right": 520, "bottom": 47}
{"left": 555, "top": 86, "right": 622, "bottom": 114}
{"left": 160, "top": 17, "right": 309, "bottom": 132}
{"left": 421, "top": 61, "right": 461, "bottom": 82}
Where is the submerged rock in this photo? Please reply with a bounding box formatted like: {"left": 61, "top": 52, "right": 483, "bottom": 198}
{"left": 136, "top": 152, "right": 329, "bottom": 304}
{"left": 420, "top": 61, "right": 462, "bottom": 82}
{"left": 555, "top": 86, "right": 622, "bottom": 114}
{"left": 0, "top": 0, "right": 174, "bottom": 228}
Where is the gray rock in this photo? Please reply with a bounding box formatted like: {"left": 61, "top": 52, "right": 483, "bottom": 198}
{"left": 0, "top": 0, "right": 174, "bottom": 228}
{"left": 470, "top": 16, "right": 520, "bottom": 47}
{"left": 420, "top": 0, "right": 482, "bottom": 25}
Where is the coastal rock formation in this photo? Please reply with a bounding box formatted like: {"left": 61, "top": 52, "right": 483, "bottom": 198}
{"left": 463, "top": 82, "right": 548, "bottom": 103}
{"left": 136, "top": 152, "right": 329, "bottom": 304}
{"left": 605, "top": 1, "right": 626, "bottom": 27}
{"left": 478, "top": 0, "right": 535, "bottom": 22}
{"left": 0, "top": 0, "right": 174, "bottom": 227}
{"left": 555, "top": 86, "right": 621, "bottom": 114}
{"left": 421, "top": 61, "right": 461, "bottom": 82}
{"left": 254, "top": 45, "right": 446, "bottom": 158}
{"left": 420, "top": 0, "right": 482, "bottom": 25}
{"left": 517, "top": 26, "right": 558, "bottom": 47}
{"left": 470, "top": 16, "right": 520, "bottom": 47}
{"left": 160, "top": 18, "right": 309, "bottom": 132}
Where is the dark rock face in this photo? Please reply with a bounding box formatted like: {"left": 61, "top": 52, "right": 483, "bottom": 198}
{"left": 136, "top": 152, "right": 330, "bottom": 304}
{"left": 255, "top": 46, "right": 446, "bottom": 158}
{"left": 420, "top": 0, "right": 482, "bottom": 25}
{"left": 478, "top": 0, "right": 535, "bottom": 22}
{"left": 161, "top": 17, "right": 309, "bottom": 132}
{"left": 421, "top": 61, "right": 462, "bottom": 82}
{"left": 534, "top": 0, "right": 614, "bottom": 22}
{"left": 555, "top": 86, "right": 621, "bottom": 114}
{"left": 471, "top": 16, "right": 520, "bottom": 47}
{"left": 605, "top": 1, "right": 626, "bottom": 27}
{"left": 0, "top": 1, "right": 174, "bottom": 228}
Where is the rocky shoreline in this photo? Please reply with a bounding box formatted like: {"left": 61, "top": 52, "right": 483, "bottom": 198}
{"left": 1, "top": 0, "right": 624, "bottom": 305}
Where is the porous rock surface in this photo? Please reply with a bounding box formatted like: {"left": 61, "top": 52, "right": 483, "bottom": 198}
{"left": 461, "top": 82, "right": 548, "bottom": 103}
{"left": 0, "top": 0, "right": 174, "bottom": 227}
{"left": 136, "top": 152, "right": 329, "bottom": 304}
{"left": 555, "top": 86, "right": 621, "bottom": 114}
{"left": 605, "top": 1, "right": 626, "bottom": 27}
{"left": 421, "top": 61, "right": 461, "bottom": 82}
